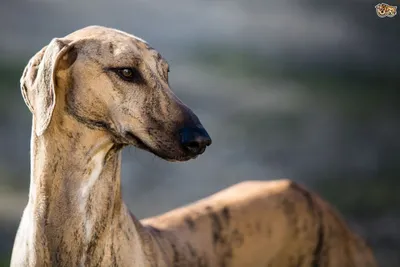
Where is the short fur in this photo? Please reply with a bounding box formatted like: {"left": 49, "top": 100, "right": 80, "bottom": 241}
{"left": 11, "top": 26, "right": 378, "bottom": 267}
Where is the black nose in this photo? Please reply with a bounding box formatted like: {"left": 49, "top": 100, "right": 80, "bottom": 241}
{"left": 179, "top": 127, "right": 212, "bottom": 155}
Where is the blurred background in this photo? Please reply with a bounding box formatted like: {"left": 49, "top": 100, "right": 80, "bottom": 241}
{"left": 0, "top": 0, "right": 399, "bottom": 266}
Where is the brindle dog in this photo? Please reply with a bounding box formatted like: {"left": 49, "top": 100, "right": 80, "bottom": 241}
{"left": 10, "top": 26, "right": 378, "bottom": 267}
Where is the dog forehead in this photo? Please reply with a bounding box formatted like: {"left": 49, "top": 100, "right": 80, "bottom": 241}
{"left": 66, "top": 26, "right": 145, "bottom": 41}
{"left": 65, "top": 26, "right": 160, "bottom": 59}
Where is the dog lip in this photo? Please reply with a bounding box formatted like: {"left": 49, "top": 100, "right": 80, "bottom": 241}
{"left": 122, "top": 130, "right": 160, "bottom": 156}
{"left": 122, "top": 131, "right": 204, "bottom": 162}
{"left": 123, "top": 131, "right": 145, "bottom": 146}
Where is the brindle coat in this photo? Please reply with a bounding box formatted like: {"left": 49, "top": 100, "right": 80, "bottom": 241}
{"left": 10, "top": 26, "right": 378, "bottom": 267}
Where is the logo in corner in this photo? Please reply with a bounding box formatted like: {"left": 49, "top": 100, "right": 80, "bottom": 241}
{"left": 375, "top": 3, "right": 397, "bottom": 18}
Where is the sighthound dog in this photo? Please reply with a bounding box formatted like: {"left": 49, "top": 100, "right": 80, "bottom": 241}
{"left": 11, "top": 26, "right": 378, "bottom": 267}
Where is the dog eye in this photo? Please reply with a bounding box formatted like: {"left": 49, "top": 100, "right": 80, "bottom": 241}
{"left": 121, "top": 68, "right": 133, "bottom": 77}
{"left": 114, "top": 68, "right": 143, "bottom": 83}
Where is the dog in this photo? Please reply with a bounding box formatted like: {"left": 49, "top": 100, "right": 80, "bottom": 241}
{"left": 10, "top": 26, "right": 378, "bottom": 267}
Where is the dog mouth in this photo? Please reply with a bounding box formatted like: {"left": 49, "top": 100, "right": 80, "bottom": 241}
{"left": 123, "top": 131, "right": 147, "bottom": 148}
{"left": 122, "top": 131, "right": 196, "bottom": 162}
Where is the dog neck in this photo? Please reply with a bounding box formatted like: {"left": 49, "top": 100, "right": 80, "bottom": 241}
{"left": 26, "top": 113, "right": 136, "bottom": 265}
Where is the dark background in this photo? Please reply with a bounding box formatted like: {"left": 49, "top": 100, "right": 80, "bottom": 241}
{"left": 0, "top": 1, "right": 399, "bottom": 266}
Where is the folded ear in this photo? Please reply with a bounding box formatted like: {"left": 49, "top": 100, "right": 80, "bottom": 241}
{"left": 21, "top": 38, "right": 76, "bottom": 136}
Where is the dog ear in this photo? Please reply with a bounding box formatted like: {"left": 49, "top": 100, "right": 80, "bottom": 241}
{"left": 21, "top": 38, "right": 76, "bottom": 136}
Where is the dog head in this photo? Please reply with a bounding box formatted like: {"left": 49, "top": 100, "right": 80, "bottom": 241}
{"left": 20, "top": 26, "right": 211, "bottom": 161}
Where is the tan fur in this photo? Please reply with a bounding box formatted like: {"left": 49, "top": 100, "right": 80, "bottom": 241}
{"left": 10, "top": 26, "right": 378, "bottom": 267}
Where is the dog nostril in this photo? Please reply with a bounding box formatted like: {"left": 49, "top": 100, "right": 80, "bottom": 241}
{"left": 203, "top": 138, "right": 212, "bottom": 147}
{"left": 182, "top": 140, "right": 207, "bottom": 155}
{"left": 186, "top": 141, "right": 200, "bottom": 149}
{"left": 184, "top": 141, "right": 202, "bottom": 153}
{"left": 180, "top": 127, "right": 212, "bottom": 155}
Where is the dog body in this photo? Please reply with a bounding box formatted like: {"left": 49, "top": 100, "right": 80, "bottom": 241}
{"left": 10, "top": 26, "right": 377, "bottom": 267}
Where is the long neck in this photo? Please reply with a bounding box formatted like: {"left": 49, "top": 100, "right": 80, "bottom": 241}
{"left": 28, "top": 115, "right": 124, "bottom": 265}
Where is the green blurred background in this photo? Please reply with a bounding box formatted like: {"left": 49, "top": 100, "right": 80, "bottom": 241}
{"left": 0, "top": 1, "right": 399, "bottom": 266}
